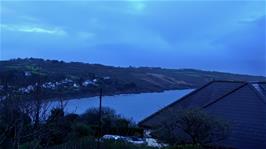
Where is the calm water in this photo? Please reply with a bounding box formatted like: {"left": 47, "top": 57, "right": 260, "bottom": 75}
{"left": 52, "top": 89, "right": 193, "bottom": 122}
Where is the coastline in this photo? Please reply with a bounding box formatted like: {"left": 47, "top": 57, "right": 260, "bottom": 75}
{"left": 47, "top": 87, "right": 193, "bottom": 101}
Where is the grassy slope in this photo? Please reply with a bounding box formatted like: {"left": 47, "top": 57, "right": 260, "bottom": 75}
{"left": 1, "top": 58, "right": 265, "bottom": 94}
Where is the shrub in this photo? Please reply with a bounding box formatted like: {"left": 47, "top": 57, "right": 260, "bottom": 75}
{"left": 69, "top": 123, "right": 94, "bottom": 139}
{"left": 153, "top": 109, "right": 230, "bottom": 146}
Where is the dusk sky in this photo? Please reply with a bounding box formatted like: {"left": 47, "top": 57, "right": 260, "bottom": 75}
{"left": 0, "top": 0, "right": 265, "bottom": 76}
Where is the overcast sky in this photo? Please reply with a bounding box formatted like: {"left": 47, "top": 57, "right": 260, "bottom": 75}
{"left": 0, "top": 0, "right": 265, "bottom": 76}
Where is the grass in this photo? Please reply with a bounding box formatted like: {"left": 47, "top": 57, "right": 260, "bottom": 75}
{"left": 46, "top": 137, "right": 156, "bottom": 149}
{"left": 19, "top": 137, "right": 220, "bottom": 149}
{"left": 18, "top": 137, "right": 155, "bottom": 149}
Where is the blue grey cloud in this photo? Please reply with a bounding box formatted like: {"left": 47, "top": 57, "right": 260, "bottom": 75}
{"left": 0, "top": 0, "right": 265, "bottom": 76}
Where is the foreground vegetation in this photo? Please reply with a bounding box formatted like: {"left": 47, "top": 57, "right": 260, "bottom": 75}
{"left": 47, "top": 137, "right": 155, "bottom": 149}
{"left": 0, "top": 93, "right": 142, "bottom": 149}
{"left": 0, "top": 93, "right": 232, "bottom": 149}
{"left": 47, "top": 137, "right": 205, "bottom": 149}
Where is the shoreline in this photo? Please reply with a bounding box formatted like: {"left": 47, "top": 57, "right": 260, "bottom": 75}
{"left": 47, "top": 87, "right": 193, "bottom": 101}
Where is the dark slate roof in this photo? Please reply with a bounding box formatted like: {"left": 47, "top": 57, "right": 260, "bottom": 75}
{"left": 139, "top": 80, "right": 247, "bottom": 128}
{"left": 204, "top": 83, "right": 266, "bottom": 149}
{"left": 139, "top": 80, "right": 266, "bottom": 149}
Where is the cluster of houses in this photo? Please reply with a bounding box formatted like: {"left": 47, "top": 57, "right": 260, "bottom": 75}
{"left": 18, "top": 85, "right": 35, "bottom": 93}
{"left": 42, "top": 78, "right": 74, "bottom": 89}
{"left": 0, "top": 71, "right": 112, "bottom": 95}
{"left": 16, "top": 79, "right": 99, "bottom": 94}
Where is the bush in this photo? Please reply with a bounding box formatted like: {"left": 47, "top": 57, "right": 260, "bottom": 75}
{"left": 81, "top": 107, "right": 135, "bottom": 128}
{"left": 153, "top": 109, "right": 230, "bottom": 146}
{"left": 0, "top": 103, "right": 142, "bottom": 148}
{"left": 68, "top": 123, "right": 94, "bottom": 139}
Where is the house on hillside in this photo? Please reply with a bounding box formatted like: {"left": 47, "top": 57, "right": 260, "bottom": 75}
{"left": 139, "top": 80, "right": 266, "bottom": 149}
{"left": 82, "top": 80, "right": 94, "bottom": 87}
{"left": 24, "top": 71, "right": 32, "bottom": 77}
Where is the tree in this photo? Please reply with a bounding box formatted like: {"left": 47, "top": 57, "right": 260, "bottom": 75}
{"left": 154, "top": 109, "right": 230, "bottom": 146}
{"left": 0, "top": 94, "right": 32, "bottom": 149}
{"left": 0, "top": 86, "right": 63, "bottom": 149}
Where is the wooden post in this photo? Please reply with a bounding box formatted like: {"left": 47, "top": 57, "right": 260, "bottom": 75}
{"left": 34, "top": 78, "right": 41, "bottom": 128}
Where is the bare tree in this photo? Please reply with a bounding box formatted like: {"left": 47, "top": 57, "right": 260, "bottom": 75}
{"left": 0, "top": 94, "right": 31, "bottom": 149}
{"left": 0, "top": 79, "right": 68, "bottom": 149}
{"left": 175, "top": 109, "right": 230, "bottom": 145}
{"left": 153, "top": 108, "right": 230, "bottom": 146}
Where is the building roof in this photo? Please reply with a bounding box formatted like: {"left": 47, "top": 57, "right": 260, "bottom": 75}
{"left": 139, "top": 80, "right": 266, "bottom": 149}
{"left": 139, "top": 80, "right": 249, "bottom": 128}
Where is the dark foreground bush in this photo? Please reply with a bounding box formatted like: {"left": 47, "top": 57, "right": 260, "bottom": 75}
{"left": 153, "top": 109, "right": 230, "bottom": 146}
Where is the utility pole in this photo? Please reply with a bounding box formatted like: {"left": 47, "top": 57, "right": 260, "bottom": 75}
{"left": 34, "top": 76, "right": 41, "bottom": 129}
{"left": 97, "top": 88, "right": 103, "bottom": 149}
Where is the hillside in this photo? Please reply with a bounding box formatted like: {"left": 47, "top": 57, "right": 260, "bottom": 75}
{"left": 1, "top": 58, "right": 265, "bottom": 100}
